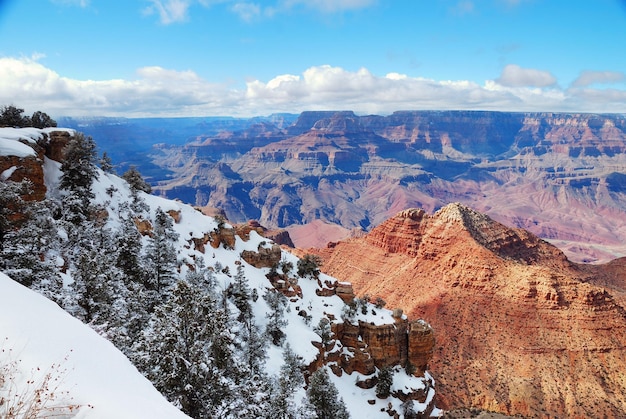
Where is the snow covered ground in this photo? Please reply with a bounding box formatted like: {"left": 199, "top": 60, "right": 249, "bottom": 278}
{"left": 1, "top": 127, "right": 441, "bottom": 418}
{"left": 0, "top": 272, "right": 189, "bottom": 418}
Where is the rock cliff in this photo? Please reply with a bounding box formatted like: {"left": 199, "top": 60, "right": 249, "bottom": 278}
{"left": 307, "top": 203, "right": 626, "bottom": 418}
{"left": 0, "top": 128, "right": 73, "bottom": 201}
{"left": 149, "top": 110, "right": 626, "bottom": 263}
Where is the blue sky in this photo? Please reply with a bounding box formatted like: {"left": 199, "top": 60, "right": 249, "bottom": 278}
{"left": 0, "top": 0, "right": 625, "bottom": 117}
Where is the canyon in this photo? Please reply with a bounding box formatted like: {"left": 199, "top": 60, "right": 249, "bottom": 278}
{"left": 115, "top": 110, "right": 626, "bottom": 264}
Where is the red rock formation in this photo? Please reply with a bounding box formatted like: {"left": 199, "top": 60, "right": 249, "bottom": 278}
{"left": 309, "top": 203, "right": 626, "bottom": 418}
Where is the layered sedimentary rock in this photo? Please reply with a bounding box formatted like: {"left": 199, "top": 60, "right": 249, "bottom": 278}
{"left": 308, "top": 203, "right": 626, "bottom": 418}
{"left": 150, "top": 111, "right": 626, "bottom": 263}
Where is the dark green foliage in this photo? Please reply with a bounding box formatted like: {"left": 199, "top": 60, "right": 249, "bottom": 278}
{"left": 281, "top": 343, "right": 305, "bottom": 388}
{"left": 59, "top": 133, "right": 98, "bottom": 223}
{"left": 30, "top": 110, "right": 57, "bottom": 128}
{"left": 0, "top": 180, "right": 31, "bottom": 245}
{"left": 263, "top": 289, "right": 288, "bottom": 345}
{"left": 375, "top": 366, "right": 393, "bottom": 398}
{"left": 0, "top": 105, "right": 56, "bottom": 127}
{"left": 122, "top": 165, "right": 152, "bottom": 193}
{"left": 99, "top": 151, "right": 114, "bottom": 173}
{"left": 144, "top": 208, "right": 179, "bottom": 296}
{"left": 115, "top": 211, "right": 144, "bottom": 285}
{"left": 0, "top": 105, "right": 30, "bottom": 127}
{"left": 314, "top": 317, "right": 333, "bottom": 346}
{"left": 297, "top": 254, "right": 322, "bottom": 278}
{"left": 306, "top": 368, "right": 350, "bottom": 419}
{"left": 136, "top": 280, "right": 235, "bottom": 418}
{"left": 231, "top": 264, "right": 252, "bottom": 322}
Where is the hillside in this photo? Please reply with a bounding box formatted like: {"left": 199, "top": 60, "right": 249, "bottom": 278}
{"left": 0, "top": 127, "right": 440, "bottom": 418}
{"left": 131, "top": 110, "right": 626, "bottom": 264}
{"left": 304, "top": 204, "right": 626, "bottom": 418}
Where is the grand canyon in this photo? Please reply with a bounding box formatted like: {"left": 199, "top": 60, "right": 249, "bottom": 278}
{"left": 11, "top": 110, "right": 626, "bottom": 418}
{"left": 88, "top": 110, "right": 626, "bottom": 264}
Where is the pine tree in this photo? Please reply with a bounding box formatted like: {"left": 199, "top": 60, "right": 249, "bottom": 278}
{"left": 0, "top": 180, "right": 62, "bottom": 300}
{"left": 297, "top": 254, "right": 322, "bottom": 278}
{"left": 135, "top": 280, "right": 236, "bottom": 418}
{"left": 306, "top": 368, "right": 350, "bottom": 419}
{"left": 375, "top": 366, "right": 394, "bottom": 398}
{"left": 314, "top": 318, "right": 333, "bottom": 346}
{"left": 264, "top": 289, "right": 288, "bottom": 345}
{"left": 122, "top": 165, "right": 152, "bottom": 193}
{"left": 115, "top": 211, "right": 144, "bottom": 285}
{"left": 99, "top": 151, "right": 114, "bottom": 173}
{"left": 59, "top": 132, "right": 98, "bottom": 224}
{"left": 144, "top": 208, "right": 179, "bottom": 297}
{"left": 231, "top": 263, "right": 252, "bottom": 322}
{"left": 30, "top": 110, "right": 57, "bottom": 128}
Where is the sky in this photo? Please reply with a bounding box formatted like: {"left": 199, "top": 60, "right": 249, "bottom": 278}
{"left": 0, "top": 0, "right": 625, "bottom": 117}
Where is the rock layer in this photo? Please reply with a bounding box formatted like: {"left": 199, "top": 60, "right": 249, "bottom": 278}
{"left": 148, "top": 111, "right": 626, "bottom": 263}
{"left": 308, "top": 203, "right": 626, "bottom": 418}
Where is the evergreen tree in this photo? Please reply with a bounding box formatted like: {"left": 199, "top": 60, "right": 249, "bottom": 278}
{"left": 282, "top": 343, "right": 305, "bottom": 388}
{"left": 297, "top": 254, "right": 322, "bottom": 279}
{"left": 0, "top": 105, "right": 30, "bottom": 127}
{"left": 314, "top": 318, "right": 333, "bottom": 346}
{"left": 0, "top": 180, "right": 62, "bottom": 301}
{"left": 122, "top": 165, "right": 152, "bottom": 193}
{"left": 136, "top": 280, "right": 236, "bottom": 418}
{"left": 144, "top": 207, "right": 179, "bottom": 297}
{"left": 30, "top": 110, "right": 57, "bottom": 128}
{"left": 59, "top": 132, "right": 98, "bottom": 224}
{"left": 99, "top": 151, "right": 114, "bottom": 173}
{"left": 231, "top": 263, "right": 252, "bottom": 322}
{"left": 263, "top": 289, "right": 288, "bottom": 345}
{"left": 239, "top": 319, "right": 267, "bottom": 377}
{"left": 306, "top": 368, "right": 350, "bottom": 419}
{"left": 375, "top": 366, "right": 393, "bottom": 399}
{"left": 115, "top": 210, "right": 144, "bottom": 285}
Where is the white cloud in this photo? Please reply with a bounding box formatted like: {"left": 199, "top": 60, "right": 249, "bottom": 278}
{"left": 572, "top": 71, "right": 626, "bottom": 87}
{"left": 496, "top": 64, "right": 557, "bottom": 87}
{"left": 1, "top": 57, "right": 625, "bottom": 117}
{"left": 144, "top": 0, "right": 192, "bottom": 24}
{"left": 231, "top": 2, "right": 261, "bottom": 21}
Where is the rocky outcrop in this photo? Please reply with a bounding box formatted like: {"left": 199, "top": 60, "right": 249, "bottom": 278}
{"left": 0, "top": 129, "right": 74, "bottom": 201}
{"left": 0, "top": 154, "right": 46, "bottom": 201}
{"left": 240, "top": 244, "right": 282, "bottom": 269}
{"left": 311, "top": 315, "right": 435, "bottom": 378}
{"left": 309, "top": 203, "right": 626, "bottom": 418}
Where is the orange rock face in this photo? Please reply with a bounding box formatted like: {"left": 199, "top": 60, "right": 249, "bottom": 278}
{"left": 310, "top": 203, "right": 626, "bottom": 418}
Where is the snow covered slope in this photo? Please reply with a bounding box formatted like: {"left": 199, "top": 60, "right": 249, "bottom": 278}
{"left": 0, "top": 272, "right": 189, "bottom": 418}
{"left": 1, "top": 127, "right": 440, "bottom": 418}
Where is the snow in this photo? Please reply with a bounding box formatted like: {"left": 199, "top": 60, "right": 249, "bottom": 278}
{"left": 1, "top": 165, "right": 17, "bottom": 180}
{"left": 0, "top": 272, "right": 189, "bottom": 419}
{"left": 0, "top": 127, "right": 74, "bottom": 158}
{"left": 1, "top": 131, "right": 440, "bottom": 418}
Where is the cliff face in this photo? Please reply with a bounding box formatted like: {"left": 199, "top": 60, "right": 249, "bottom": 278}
{"left": 0, "top": 129, "right": 73, "bottom": 201}
{"left": 150, "top": 111, "right": 626, "bottom": 263}
{"left": 308, "top": 203, "right": 626, "bottom": 418}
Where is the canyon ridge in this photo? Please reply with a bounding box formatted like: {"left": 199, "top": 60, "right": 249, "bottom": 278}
{"left": 301, "top": 203, "right": 626, "bottom": 418}
{"left": 70, "top": 110, "right": 626, "bottom": 264}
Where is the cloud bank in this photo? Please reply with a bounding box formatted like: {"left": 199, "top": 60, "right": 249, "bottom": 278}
{"left": 1, "top": 57, "right": 624, "bottom": 117}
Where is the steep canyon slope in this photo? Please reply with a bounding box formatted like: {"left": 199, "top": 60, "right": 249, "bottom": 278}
{"left": 150, "top": 111, "right": 626, "bottom": 264}
{"left": 304, "top": 204, "right": 626, "bottom": 418}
